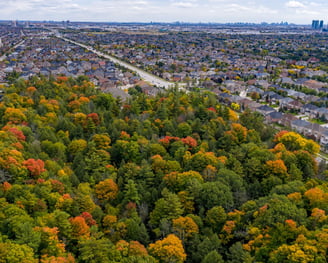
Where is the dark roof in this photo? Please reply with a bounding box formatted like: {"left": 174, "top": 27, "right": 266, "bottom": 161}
{"left": 219, "top": 93, "right": 232, "bottom": 98}
{"left": 268, "top": 111, "right": 283, "bottom": 119}
{"left": 271, "top": 94, "right": 284, "bottom": 100}
{"left": 257, "top": 105, "right": 275, "bottom": 112}
{"left": 291, "top": 119, "right": 311, "bottom": 128}
{"left": 303, "top": 103, "right": 319, "bottom": 110}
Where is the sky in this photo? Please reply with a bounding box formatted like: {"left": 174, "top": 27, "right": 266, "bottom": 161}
{"left": 1, "top": 0, "right": 328, "bottom": 24}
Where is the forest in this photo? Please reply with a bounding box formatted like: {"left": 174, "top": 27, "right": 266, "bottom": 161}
{"left": 0, "top": 75, "right": 327, "bottom": 263}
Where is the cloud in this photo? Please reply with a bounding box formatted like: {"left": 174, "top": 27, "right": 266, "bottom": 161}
{"left": 285, "top": 1, "right": 305, "bottom": 8}
{"left": 295, "top": 9, "right": 320, "bottom": 15}
{"left": 171, "top": 1, "right": 197, "bottom": 8}
{"left": 0, "top": 0, "right": 327, "bottom": 24}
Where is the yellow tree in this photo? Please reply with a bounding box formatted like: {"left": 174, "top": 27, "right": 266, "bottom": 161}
{"left": 95, "top": 179, "right": 119, "bottom": 203}
{"left": 172, "top": 216, "right": 199, "bottom": 241}
{"left": 3, "top": 107, "right": 27, "bottom": 124}
{"left": 274, "top": 131, "right": 320, "bottom": 155}
{"left": 148, "top": 234, "right": 186, "bottom": 263}
{"left": 91, "top": 134, "right": 111, "bottom": 150}
{"left": 163, "top": 171, "right": 203, "bottom": 192}
{"left": 265, "top": 159, "right": 288, "bottom": 179}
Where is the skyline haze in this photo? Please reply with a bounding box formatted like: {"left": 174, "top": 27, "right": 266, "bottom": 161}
{"left": 1, "top": 0, "right": 328, "bottom": 25}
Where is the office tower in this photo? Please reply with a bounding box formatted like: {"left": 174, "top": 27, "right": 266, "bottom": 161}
{"left": 312, "top": 20, "right": 319, "bottom": 29}
{"left": 312, "top": 20, "right": 324, "bottom": 30}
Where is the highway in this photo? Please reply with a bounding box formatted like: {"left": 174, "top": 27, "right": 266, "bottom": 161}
{"left": 59, "top": 36, "right": 178, "bottom": 90}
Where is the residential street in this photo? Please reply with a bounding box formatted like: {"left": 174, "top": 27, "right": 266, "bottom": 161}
{"left": 59, "top": 36, "right": 176, "bottom": 90}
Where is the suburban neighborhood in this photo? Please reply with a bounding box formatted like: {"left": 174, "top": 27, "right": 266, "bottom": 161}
{"left": 1, "top": 21, "right": 328, "bottom": 150}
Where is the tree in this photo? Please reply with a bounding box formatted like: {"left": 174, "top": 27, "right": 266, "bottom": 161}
{"left": 172, "top": 216, "right": 199, "bottom": 241}
{"left": 68, "top": 139, "right": 88, "bottom": 156}
{"left": 69, "top": 216, "right": 90, "bottom": 239}
{"left": 264, "top": 160, "right": 288, "bottom": 179}
{"left": 193, "top": 235, "right": 222, "bottom": 263}
{"left": 23, "top": 159, "right": 46, "bottom": 177}
{"left": 202, "top": 251, "right": 224, "bottom": 263}
{"left": 78, "top": 238, "right": 118, "bottom": 263}
{"left": 0, "top": 242, "right": 37, "bottom": 263}
{"left": 199, "top": 181, "right": 234, "bottom": 210}
{"left": 91, "top": 134, "right": 111, "bottom": 150}
{"left": 205, "top": 206, "right": 227, "bottom": 232}
{"left": 304, "top": 187, "right": 328, "bottom": 212}
{"left": 95, "top": 179, "right": 118, "bottom": 203}
{"left": 252, "top": 195, "right": 307, "bottom": 228}
{"left": 116, "top": 240, "right": 149, "bottom": 258}
{"left": 122, "top": 180, "right": 140, "bottom": 206}
{"left": 224, "top": 123, "right": 248, "bottom": 145}
{"left": 274, "top": 131, "right": 320, "bottom": 155}
{"left": 125, "top": 219, "right": 149, "bottom": 244}
{"left": 163, "top": 171, "right": 203, "bottom": 192}
{"left": 148, "top": 234, "right": 186, "bottom": 263}
{"left": 184, "top": 151, "right": 220, "bottom": 173}
{"left": 227, "top": 242, "right": 253, "bottom": 263}
{"left": 177, "top": 123, "right": 192, "bottom": 137}
{"left": 149, "top": 189, "right": 184, "bottom": 227}
{"left": 3, "top": 107, "right": 27, "bottom": 124}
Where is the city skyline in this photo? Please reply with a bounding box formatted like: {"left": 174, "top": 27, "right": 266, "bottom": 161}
{"left": 1, "top": 0, "right": 328, "bottom": 24}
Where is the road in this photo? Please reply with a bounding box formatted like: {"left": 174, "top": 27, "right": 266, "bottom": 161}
{"left": 58, "top": 36, "right": 178, "bottom": 90}
{"left": 0, "top": 40, "right": 25, "bottom": 62}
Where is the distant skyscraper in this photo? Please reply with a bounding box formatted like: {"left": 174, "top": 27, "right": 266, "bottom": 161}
{"left": 312, "top": 20, "right": 324, "bottom": 30}
{"left": 312, "top": 20, "right": 319, "bottom": 29}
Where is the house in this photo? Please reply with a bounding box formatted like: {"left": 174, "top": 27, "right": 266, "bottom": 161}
{"left": 291, "top": 119, "right": 312, "bottom": 135}
{"left": 270, "top": 93, "right": 284, "bottom": 104}
{"left": 144, "top": 86, "right": 161, "bottom": 96}
{"left": 217, "top": 92, "right": 232, "bottom": 103}
{"left": 255, "top": 105, "right": 276, "bottom": 116}
{"left": 310, "top": 123, "right": 323, "bottom": 140}
{"left": 104, "top": 88, "right": 131, "bottom": 101}
{"left": 255, "top": 80, "right": 270, "bottom": 89}
{"left": 280, "top": 113, "right": 298, "bottom": 127}
{"left": 286, "top": 100, "right": 304, "bottom": 111}
{"left": 301, "top": 104, "right": 319, "bottom": 118}
{"left": 238, "top": 98, "right": 259, "bottom": 111}
{"left": 279, "top": 77, "right": 295, "bottom": 85}
{"left": 303, "top": 79, "right": 326, "bottom": 90}
{"left": 315, "top": 108, "right": 328, "bottom": 121}
{"left": 0, "top": 89, "right": 4, "bottom": 101}
{"left": 266, "top": 111, "right": 283, "bottom": 123}
{"left": 320, "top": 129, "right": 328, "bottom": 148}
{"left": 279, "top": 97, "right": 294, "bottom": 108}
{"left": 247, "top": 86, "right": 264, "bottom": 96}
{"left": 319, "top": 87, "right": 328, "bottom": 93}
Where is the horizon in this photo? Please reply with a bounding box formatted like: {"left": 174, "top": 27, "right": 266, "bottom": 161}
{"left": 0, "top": 19, "right": 314, "bottom": 26}
{"left": 1, "top": 0, "right": 328, "bottom": 25}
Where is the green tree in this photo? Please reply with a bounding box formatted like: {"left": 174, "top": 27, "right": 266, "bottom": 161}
{"left": 199, "top": 181, "right": 234, "bottom": 210}
{"left": 122, "top": 180, "right": 140, "bottom": 205}
{"left": 227, "top": 242, "right": 253, "bottom": 263}
{"left": 149, "top": 188, "right": 184, "bottom": 227}
{"left": 78, "top": 238, "right": 120, "bottom": 263}
{"left": 202, "top": 250, "right": 224, "bottom": 263}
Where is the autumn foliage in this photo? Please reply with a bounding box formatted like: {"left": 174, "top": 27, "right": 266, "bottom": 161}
{"left": 95, "top": 179, "right": 119, "bottom": 202}
{"left": 69, "top": 216, "right": 90, "bottom": 239}
{"left": 23, "top": 158, "right": 46, "bottom": 177}
{"left": 0, "top": 75, "right": 326, "bottom": 262}
{"left": 149, "top": 234, "right": 187, "bottom": 263}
